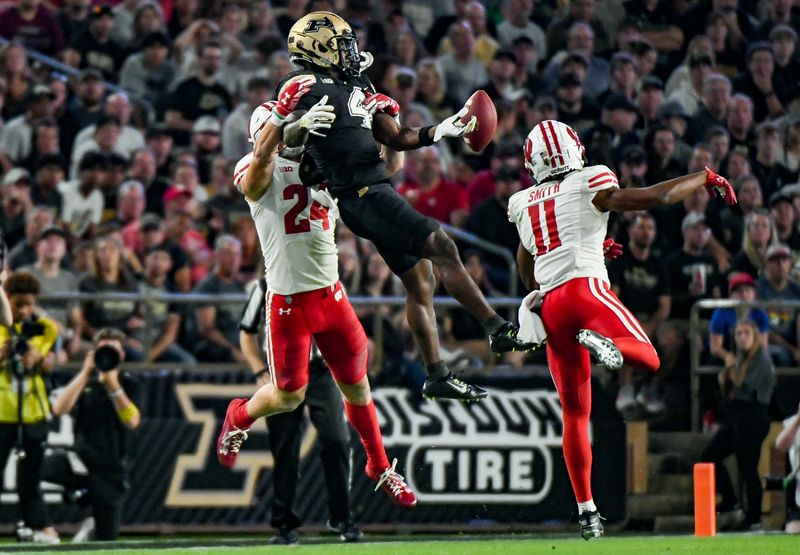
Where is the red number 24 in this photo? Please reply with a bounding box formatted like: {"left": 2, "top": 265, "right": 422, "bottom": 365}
{"left": 283, "top": 184, "right": 330, "bottom": 234}
{"left": 527, "top": 199, "right": 561, "bottom": 256}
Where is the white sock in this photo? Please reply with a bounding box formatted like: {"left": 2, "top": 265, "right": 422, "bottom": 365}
{"left": 578, "top": 499, "right": 597, "bottom": 514}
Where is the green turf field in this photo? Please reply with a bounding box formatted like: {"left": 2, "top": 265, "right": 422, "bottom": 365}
{"left": 1, "top": 533, "right": 797, "bottom": 555}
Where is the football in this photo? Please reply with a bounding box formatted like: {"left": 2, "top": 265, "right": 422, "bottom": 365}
{"left": 461, "top": 90, "right": 497, "bottom": 152}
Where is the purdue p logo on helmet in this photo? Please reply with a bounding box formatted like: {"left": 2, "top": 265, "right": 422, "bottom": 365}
{"left": 288, "top": 11, "right": 361, "bottom": 76}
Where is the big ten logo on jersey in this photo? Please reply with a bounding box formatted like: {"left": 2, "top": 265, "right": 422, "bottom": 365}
{"left": 164, "top": 384, "right": 317, "bottom": 507}
{"left": 282, "top": 184, "right": 330, "bottom": 235}
{"left": 1, "top": 388, "right": 76, "bottom": 505}
{"left": 373, "top": 388, "right": 571, "bottom": 503}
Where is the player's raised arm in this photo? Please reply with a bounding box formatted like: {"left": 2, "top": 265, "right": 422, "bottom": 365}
{"left": 371, "top": 94, "right": 476, "bottom": 151}
{"left": 593, "top": 167, "right": 737, "bottom": 212}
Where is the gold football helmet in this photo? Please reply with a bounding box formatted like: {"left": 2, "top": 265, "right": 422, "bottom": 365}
{"left": 287, "top": 11, "right": 361, "bottom": 76}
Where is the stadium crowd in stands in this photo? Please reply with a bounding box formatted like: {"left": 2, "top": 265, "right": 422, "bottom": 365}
{"left": 1, "top": 0, "right": 800, "bottom": 419}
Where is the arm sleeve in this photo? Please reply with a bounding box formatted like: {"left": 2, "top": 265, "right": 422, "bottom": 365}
{"left": 239, "top": 279, "right": 266, "bottom": 333}
{"left": 581, "top": 165, "right": 620, "bottom": 194}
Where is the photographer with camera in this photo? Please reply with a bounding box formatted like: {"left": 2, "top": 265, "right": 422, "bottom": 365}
{"left": 45, "top": 328, "right": 140, "bottom": 542}
{"left": 0, "top": 270, "right": 60, "bottom": 544}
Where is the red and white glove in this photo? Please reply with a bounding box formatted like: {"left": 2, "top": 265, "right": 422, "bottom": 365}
{"left": 270, "top": 76, "right": 315, "bottom": 127}
{"left": 603, "top": 237, "right": 623, "bottom": 260}
{"left": 363, "top": 91, "right": 400, "bottom": 117}
{"left": 704, "top": 166, "right": 737, "bottom": 205}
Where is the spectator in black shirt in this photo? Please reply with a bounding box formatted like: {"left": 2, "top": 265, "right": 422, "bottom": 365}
{"left": 665, "top": 212, "right": 722, "bottom": 321}
{"left": 165, "top": 40, "right": 232, "bottom": 146}
{"left": 555, "top": 72, "right": 599, "bottom": 135}
{"left": 714, "top": 174, "right": 762, "bottom": 256}
{"left": 645, "top": 126, "right": 686, "bottom": 184}
{"left": 58, "top": 70, "right": 105, "bottom": 158}
{"left": 750, "top": 122, "right": 796, "bottom": 201}
{"left": 732, "top": 43, "right": 787, "bottom": 123}
{"left": 72, "top": 5, "right": 127, "bottom": 82}
{"left": 768, "top": 191, "right": 800, "bottom": 252}
{"left": 727, "top": 94, "right": 757, "bottom": 159}
{"left": 46, "top": 327, "right": 140, "bottom": 541}
{"left": 609, "top": 213, "right": 671, "bottom": 414}
{"left": 686, "top": 73, "right": 730, "bottom": 145}
{"left": 137, "top": 214, "right": 191, "bottom": 293}
{"left": 31, "top": 154, "right": 66, "bottom": 213}
{"left": 770, "top": 25, "right": 800, "bottom": 93}
{"left": 465, "top": 165, "right": 522, "bottom": 293}
{"left": 58, "top": 0, "right": 91, "bottom": 44}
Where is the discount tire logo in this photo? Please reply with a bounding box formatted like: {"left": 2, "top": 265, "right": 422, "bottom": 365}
{"left": 372, "top": 388, "right": 576, "bottom": 504}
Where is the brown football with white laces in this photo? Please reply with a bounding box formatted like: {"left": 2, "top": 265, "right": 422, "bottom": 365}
{"left": 461, "top": 89, "right": 497, "bottom": 152}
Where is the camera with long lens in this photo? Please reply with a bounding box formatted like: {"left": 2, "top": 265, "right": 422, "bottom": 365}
{"left": 94, "top": 345, "right": 121, "bottom": 372}
{"left": 11, "top": 320, "right": 46, "bottom": 375}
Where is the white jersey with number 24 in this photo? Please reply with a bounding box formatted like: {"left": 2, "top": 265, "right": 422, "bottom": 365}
{"left": 237, "top": 152, "right": 339, "bottom": 295}
{"left": 507, "top": 164, "right": 619, "bottom": 293}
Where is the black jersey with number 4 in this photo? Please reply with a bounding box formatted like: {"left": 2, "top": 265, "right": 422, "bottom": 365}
{"left": 277, "top": 69, "right": 387, "bottom": 193}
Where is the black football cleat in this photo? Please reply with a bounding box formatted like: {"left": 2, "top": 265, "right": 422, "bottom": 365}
{"left": 269, "top": 526, "right": 300, "bottom": 545}
{"left": 578, "top": 510, "right": 605, "bottom": 540}
{"left": 327, "top": 520, "right": 364, "bottom": 543}
{"left": 422, "top": 373, "right": 488, "bottom": 402}
{"left": 489, "top": 321, "right": 539, "bottom": 353}
{"left": 577, "top": 329, "right": 623, "bottom": 370}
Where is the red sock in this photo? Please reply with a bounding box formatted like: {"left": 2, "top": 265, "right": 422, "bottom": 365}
{"left": 232, "top": 399, "right": 255, "bottom": 429}
{"left": 345, "top": 400, "right": 390, "bottom": 476}
{"left": 559, "top": 382, "right": 593, "bottom": 503}
{"left": 614, "top": 338, "right": 660, "bottom": 372}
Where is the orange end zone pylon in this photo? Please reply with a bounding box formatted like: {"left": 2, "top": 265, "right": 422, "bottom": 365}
{"left": 693, "top": 462, "right": 716, "bottom": 536}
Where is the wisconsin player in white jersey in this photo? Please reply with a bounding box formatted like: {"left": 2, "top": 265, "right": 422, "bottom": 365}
{"left": 509, "top": 120, "right": 737, "bottom": 539}
{"left": 215, "top": 79, "right": 416, "bottom": 509}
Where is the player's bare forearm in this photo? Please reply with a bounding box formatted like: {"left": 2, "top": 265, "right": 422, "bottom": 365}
{"left": 776, "top": 413, "right": 800, "bottom": 451}
{"left": 239, "top": 330, "right": 265, "bottom": 374}
{"left": 594, "top": 171, "right": 707, "bottom": 212}
{"left": 372, "top": 112, "right": 431, "bottom": 151}
{"left": 243, "top": 123, "right": 282, "bottom": 200}
{"left": 517, "top": 243, "right": 538, "bottom": 291}
{"left": 381, "top": 144, "right": 405, "bottom": 175}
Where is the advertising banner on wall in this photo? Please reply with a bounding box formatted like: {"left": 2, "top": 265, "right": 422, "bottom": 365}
{"left": 1, "top": 371, "right": 625, "bottom": 528}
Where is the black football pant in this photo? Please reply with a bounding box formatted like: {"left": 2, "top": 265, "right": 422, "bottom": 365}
{"left": 699, "top": 400, "right": 770, "bottom": 525}
{"left": 268, "top": 359, "right": 352, "bottom": 530}
{"left": 0, "top": 422, "right": 50, "bottom": 530}
{"left": 41, "top": 451, "right": 127, "bottom": 540}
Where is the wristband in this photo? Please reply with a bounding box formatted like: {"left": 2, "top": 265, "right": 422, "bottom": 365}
{"left": 253, "top": 367, "right": 270, "bottom": 379}
{"left": 108, "top": 387, "right": 125, "bottom": 398}
{"left": 418, "top": 126, "right": 435, "bottom": 146}
{"left": 117, "top": 404, "right": 140, "bottom": 425}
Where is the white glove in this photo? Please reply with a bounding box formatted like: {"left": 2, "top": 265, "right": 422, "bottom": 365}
{"left": 433, "top": 106, "right": 477, "bottom": 142}
{"left": 297, "top": 95, "right": 336, "bottom": 137}
{"left": 517, "top": 291, "right": 548, "bottom": 345}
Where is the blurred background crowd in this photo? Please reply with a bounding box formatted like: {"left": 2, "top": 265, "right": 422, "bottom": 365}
{"left": 1, "top": 0, "right": 800, "bottom": 422}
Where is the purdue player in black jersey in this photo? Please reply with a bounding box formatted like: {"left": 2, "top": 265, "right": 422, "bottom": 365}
{"left": 278, "top": 12, "right": 536, "bottom": 403}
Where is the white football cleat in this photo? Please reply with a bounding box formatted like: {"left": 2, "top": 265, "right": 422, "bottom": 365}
{"left": 577, "top": 329, "right": 623, "bottom": 370}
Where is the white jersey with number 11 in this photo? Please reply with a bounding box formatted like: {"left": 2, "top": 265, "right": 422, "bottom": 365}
{"left": 507, "top": 164, "right": 620, "bottom": 292}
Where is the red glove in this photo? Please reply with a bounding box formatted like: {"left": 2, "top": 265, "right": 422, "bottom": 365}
{"left": 603, "top": 237, "right": 623, "bottom": 260}
{"left": 270, "top": 76, "right": 315, "bottom": 126}
{"left": 363, "top": 91, "right": 400, "bottom": 117}
{"left": 704, "top": 166, "right": 737, "bottom": 205}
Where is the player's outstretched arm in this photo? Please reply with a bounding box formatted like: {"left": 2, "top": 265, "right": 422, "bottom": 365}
{"left": 242, "top": 122, "right": 282, "bottom": 201}
{"left": 372, "top": 102, "right": 475, "bottom": 151}
{"left": 593, "top": 167, "right": 737, "bottom": 212}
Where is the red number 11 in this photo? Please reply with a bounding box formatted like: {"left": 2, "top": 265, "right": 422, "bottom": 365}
{"left": 527, "top": 199, "right": 561, "bottom": 255}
